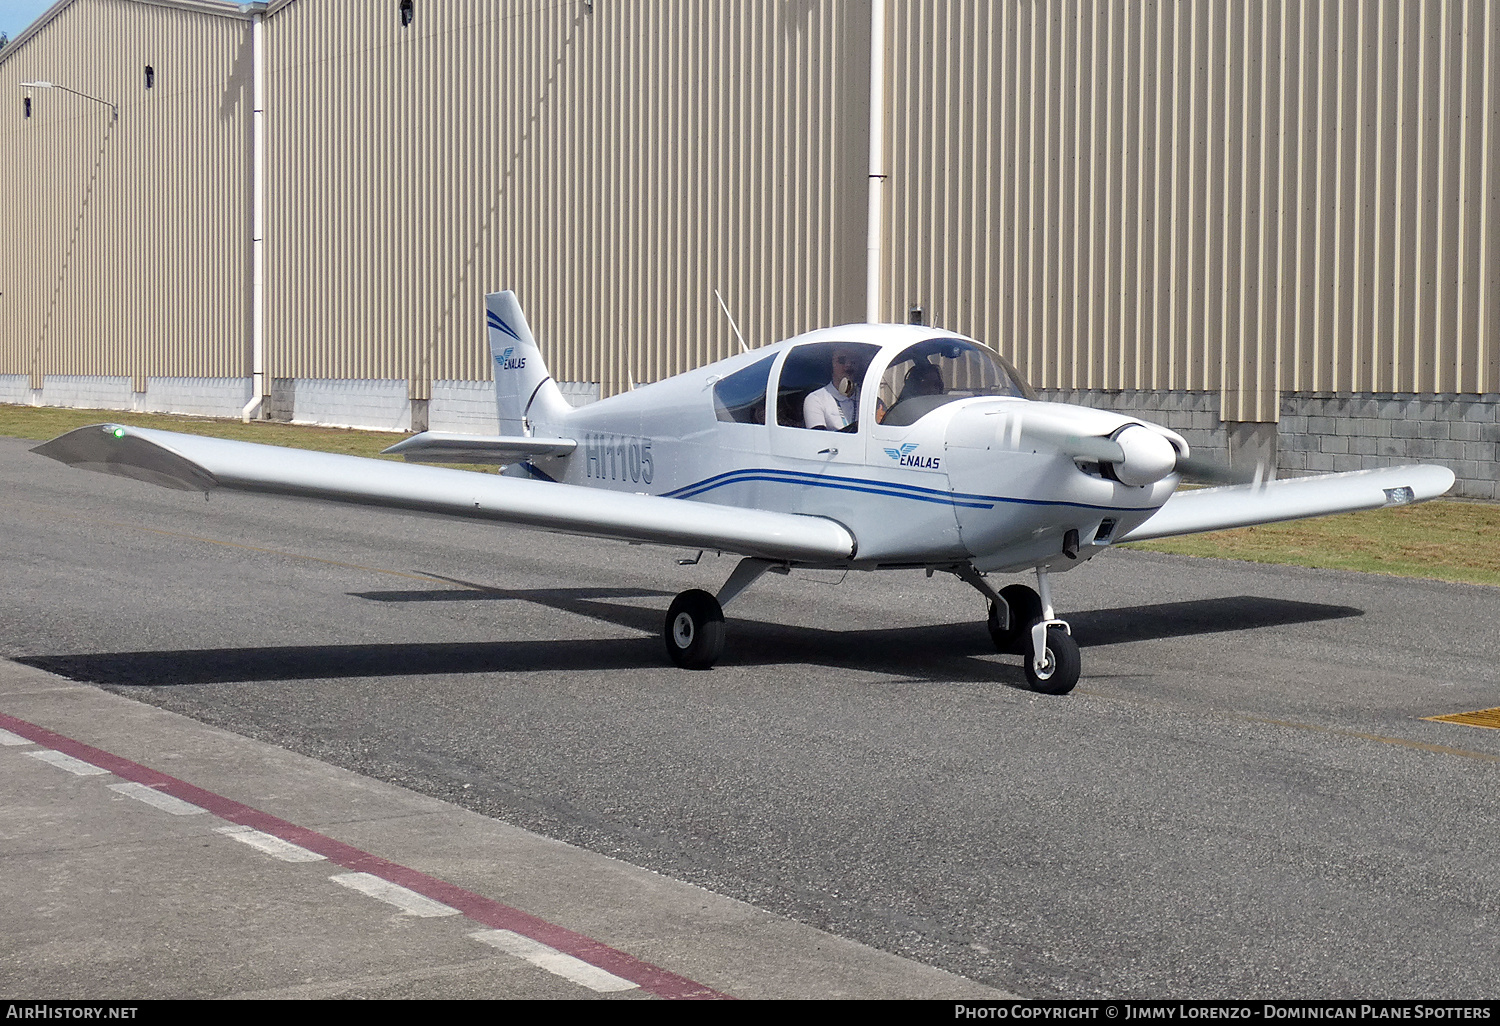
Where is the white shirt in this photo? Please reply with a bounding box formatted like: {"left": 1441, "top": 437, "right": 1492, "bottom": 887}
{"left": 803, "top": 382, "right": 857, "bottom": 430}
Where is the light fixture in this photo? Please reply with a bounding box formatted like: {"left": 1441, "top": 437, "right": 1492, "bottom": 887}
{"left": 19, "top": 79, "right": 119, "bottom": 120}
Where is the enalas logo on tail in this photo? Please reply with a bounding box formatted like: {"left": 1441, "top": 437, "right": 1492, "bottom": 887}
{"left": 492, "top": 346, "right": 527, "bottom": 372}
{"left": 884, "top": 442, "right": 941, "bottom": 471}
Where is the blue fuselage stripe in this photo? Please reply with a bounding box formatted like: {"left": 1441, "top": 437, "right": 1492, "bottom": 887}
{"left": 662, "top": 468, "right": 1149, "bottom": 514}
{"left": 669, "top": 472, "right": 994, "bottom": 508}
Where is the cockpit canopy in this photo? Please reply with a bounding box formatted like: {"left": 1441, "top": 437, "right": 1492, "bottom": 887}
{"left": 876, "top": 338, "right": 1033, "bottom": 427}
{"left": 712, "top": 334, "right": 1033, "bottom": 430}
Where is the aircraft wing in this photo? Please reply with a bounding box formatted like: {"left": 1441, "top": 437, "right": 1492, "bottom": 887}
{"left": 1118, "top": 465, "right": 1456, "bottom": 543}
{"left": 381, "top": 431, "right": 576, "bottom": 465}
{"left": 31, "top": 424, "right": 856, "bottom": 564}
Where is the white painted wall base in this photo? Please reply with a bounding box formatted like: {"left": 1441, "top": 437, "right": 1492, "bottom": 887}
{"left": 427, "top": 379, "right": 600, "bottom": 433}
{"left": 287, "top": 379, "right": 412, "bottom": 432}
{"left": 429, "top": 380, "right": 500, "bottom": 433}
{"left": 36, "top": 376, "right": 135, "bottom": 411}
{"left": 0, "top": 375, "right": 29, "bottom": 405}
{"left": 139, "top": 378, "right": 254, "bottom": 419}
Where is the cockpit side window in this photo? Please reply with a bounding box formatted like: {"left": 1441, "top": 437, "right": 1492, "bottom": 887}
{"left": 775, "top": 341, "right": 880, "bottom": 431}
{"left": 877, "top": 338, "right": 1033, "bottom": 427}
{"left": 713, "top": 354, "right": 777, "bottom": 424}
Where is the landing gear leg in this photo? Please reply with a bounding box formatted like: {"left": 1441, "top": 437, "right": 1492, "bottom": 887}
{"left": 950, "top": 563, "right": 1080, "bottom": 694}
{"left": 663, "top": 558, "right": 785, "bottom": 670}
{"left": 1024, "top": 568, "right": 1079, "bottom": 695}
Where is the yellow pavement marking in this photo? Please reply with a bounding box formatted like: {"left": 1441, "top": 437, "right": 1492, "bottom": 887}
{"left": 1422, "top": 707, "right": 1500, "bottom": 731}
{"left": 1246, "top": 715, "right": 1500, "bottom": 763}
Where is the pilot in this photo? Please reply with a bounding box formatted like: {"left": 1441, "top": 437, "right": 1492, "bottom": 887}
{"left": 803, "top": 346, "right": 867, "bottom": 430}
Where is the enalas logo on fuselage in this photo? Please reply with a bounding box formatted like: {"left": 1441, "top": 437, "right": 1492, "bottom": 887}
{"left": 884, "top": 442, "right": 941, "bottom": 471}
{"left": 493, "top": 346, "right": 527, "bottom": 372}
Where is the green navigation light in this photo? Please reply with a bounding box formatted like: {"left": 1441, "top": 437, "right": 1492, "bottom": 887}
{"left": 112, "top": 427, "right": 126, "bottom": 438}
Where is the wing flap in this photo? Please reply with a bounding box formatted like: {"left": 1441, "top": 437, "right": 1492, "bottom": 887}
{"left": 381, "top": 431, "right": 576, "bottom": 465}
{"left": 1118, "top": 465, "right": 1455, "bottom": 543}
{"left": 33, "top": 424, "right": 855, "bottom": 564}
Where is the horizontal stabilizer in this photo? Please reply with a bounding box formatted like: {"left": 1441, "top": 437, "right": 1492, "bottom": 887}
{"left": 1118, "top": 465, "right": 1455, "bottom": 543}
{"left": 381, "top": 431, "right": 576, "bottom": 465}
{"left": 33, "top": 425, "right": 856, "bottom": 564}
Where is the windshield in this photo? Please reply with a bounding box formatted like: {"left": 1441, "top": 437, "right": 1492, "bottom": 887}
{"left": 876, "top": 338, "right": 1034, "bottom": 427}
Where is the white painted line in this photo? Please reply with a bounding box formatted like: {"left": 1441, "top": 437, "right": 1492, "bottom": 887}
{"left": 26, "top": 749, "right": 109, "bottom": 776}
{"left": 107, "top": 781, "right": 207, "bottom": 816}
{"left": 0, "top": 728, "right": 33, "bottom": 746}
{"left": 215, "top": 824, "right": 326, "bottom": 863}
{"left": 469, "top": 929, "right": 640, "bottom": 993}
{"left": 330, "top": 872, "right": 459, "bottom": 917}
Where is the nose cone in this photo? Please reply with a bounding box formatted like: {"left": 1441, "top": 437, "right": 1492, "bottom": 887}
{"left": 1112, "top": 425, "right": 1178, "bottom": 486}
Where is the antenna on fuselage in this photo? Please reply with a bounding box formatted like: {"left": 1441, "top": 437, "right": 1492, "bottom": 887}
{"left": 713, "top": 289, "right": 750, "bottom": 354}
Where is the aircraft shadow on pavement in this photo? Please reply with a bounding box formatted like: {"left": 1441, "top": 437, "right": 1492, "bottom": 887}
{"left": 20, "top": 589, "right": 1360, "bottom": 688}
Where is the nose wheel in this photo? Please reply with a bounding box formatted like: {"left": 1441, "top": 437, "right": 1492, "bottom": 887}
{"left": 958, "top": 565, "right": 1082, "bottom": 695}
{"left": 1023, "top": 625, "right": 1080, "bottom": 695}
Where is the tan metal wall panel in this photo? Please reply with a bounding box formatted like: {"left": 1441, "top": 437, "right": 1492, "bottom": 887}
{"left": 0, "top": 0, "right": 250, "bottom": 389}
{"left": 264, "top": 0, "right": 868, "bottom": 397}
{"left": 882, "top": 0, "right": 1500, "bottom": 420}
{"left": 9, "top": 1, "right": 1497, "bottom": 419}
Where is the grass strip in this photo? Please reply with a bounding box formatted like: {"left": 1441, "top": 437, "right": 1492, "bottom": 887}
{"left": 1125, "top": 500, "right": 1500, "bottom": 587}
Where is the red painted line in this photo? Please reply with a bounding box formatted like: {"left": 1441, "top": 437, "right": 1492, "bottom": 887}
{"left": 0, "top": 711, "right": 731, "bottom": 1000}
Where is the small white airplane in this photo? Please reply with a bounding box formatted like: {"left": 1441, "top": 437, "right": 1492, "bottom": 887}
{"left": 34, "top": 291, "right": 1455, "bottom": 694}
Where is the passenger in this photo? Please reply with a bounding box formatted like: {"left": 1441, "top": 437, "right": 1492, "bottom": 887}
{"left": 899, "top": 362, "right": 945, "bottom": 402}
{"left": 803, "top": 346, "right": 868, "bottom": 430}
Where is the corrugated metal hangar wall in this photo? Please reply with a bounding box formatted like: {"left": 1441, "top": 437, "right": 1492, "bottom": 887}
{"left": 1, "top": 0, "right": 251, "bottom": 406}
{"left": 2, "top": 0, "right": 1497, "bottom": 496}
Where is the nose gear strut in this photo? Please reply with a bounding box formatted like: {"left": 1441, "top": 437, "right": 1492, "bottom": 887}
{"left": 951, "top": 563, "right": 1081, "bottom": 695}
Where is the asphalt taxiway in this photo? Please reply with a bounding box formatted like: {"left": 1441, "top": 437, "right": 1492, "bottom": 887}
{"left": 2, "top": 435, "right": 1498, "bottom": 998}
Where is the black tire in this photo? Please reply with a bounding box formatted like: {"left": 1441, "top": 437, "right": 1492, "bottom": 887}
{"left": 987, "top": 583, "right": 1043, "bottom": 654}
{"left": 1024, "top": 625, "right": 1080, "bottom": 695}
{"left": 663, "top": 589, "right": 726, "bottom": 670}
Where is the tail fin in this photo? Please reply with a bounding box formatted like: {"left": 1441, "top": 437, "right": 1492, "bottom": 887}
{"left": 485, "top": 291, "right": 572, "bottom": 435}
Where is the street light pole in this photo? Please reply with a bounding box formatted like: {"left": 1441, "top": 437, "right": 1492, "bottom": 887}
{"left": 19, "top": 80, "right": 118, "bottom": 120}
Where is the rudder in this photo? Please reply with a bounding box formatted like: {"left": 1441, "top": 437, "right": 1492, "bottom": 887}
{"left": 485, "top": 291, "right": 571, "bottom": 435}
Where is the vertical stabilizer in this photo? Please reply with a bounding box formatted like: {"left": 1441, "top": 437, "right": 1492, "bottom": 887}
{"left": 485, "top": 291, "right": 572, "bottom": 435}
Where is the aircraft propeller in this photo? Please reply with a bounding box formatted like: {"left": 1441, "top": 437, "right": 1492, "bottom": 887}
{"left": 993, "top": 410, "right": 1260, "bottom": 487}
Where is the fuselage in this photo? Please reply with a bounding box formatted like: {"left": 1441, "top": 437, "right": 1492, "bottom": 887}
{"left": 521, "top": 324, "right": 1181, "bottom": 572}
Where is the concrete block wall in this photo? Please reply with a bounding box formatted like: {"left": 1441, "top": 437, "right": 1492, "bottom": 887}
{"left": 0, "top": 375, "right": 29, "bottom": 405}
{"left": 297, "top": 379, "right": 604, "bottom": 435}
{"left": 34, "top": 376, "right": 135, "bottom": 411}
{"left": 284, "top": 379, "right": 412, "bottom": 432}
{"left": 429, "top": 380, "right": 500, "bottom": 433}
{"left": 1280, "top": 393, "right": 1500, "bottom": 500}
{"left": 140, "top": 378, "right": 253, "bottom": 419}
{"left": 556, "top": 381, "right": 602, "bottom": 409}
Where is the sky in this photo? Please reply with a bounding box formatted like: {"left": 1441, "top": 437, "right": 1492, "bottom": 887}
{"left": 0, "top": 1, "right": 57, "bottom": 42}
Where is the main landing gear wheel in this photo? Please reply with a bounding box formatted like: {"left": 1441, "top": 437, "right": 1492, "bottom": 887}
{"left": 664, "top": 589, "right": 725, "bottom": 670}
{"left": 1024, "top": 625, "right": 1080, "bottom": 695}
{"left": 987, "top": 584, "right": 1043, "bottom": 654}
